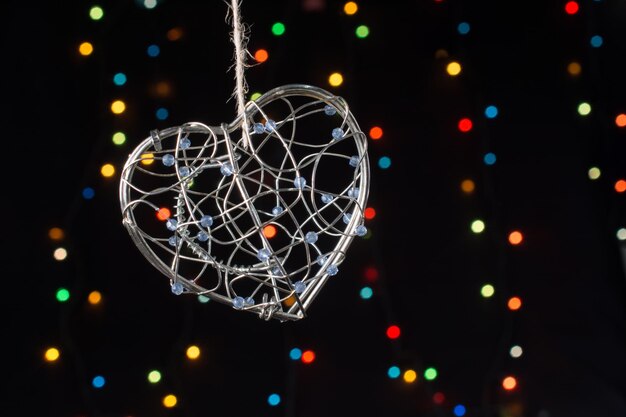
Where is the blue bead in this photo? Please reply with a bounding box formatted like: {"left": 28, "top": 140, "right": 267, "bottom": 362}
{"left": 220, "top": 162, "right": 234, "bottom": 176}
{"left": 200, "top": 215, "right": 214, "bottom": 228}
{"left": 244, "top": 296, "right": 255, "bottom": 306}
{"left": 171, "top": 282, "right": 184, "bottom": 295}
{"left": 257, "top": 248, "right": 271, "bottom": 262}
{"left": 265, "top": 119, "right": 277, "bottom": 132}
{"left": 348, "top": 187, "right": 360, "bottom": 198}
{"left": 168, "top": 235, "right": 179, "bottom": 246}
{"left": 294, "top": 281, "right": 306, "bottom": 294}
{"left": 162, "top": 154, "right": 175, "bottom": 167}
{"left": 272, "top": 206, "right": 283, "bottom": 216}
{"left": 356, "top": 225, "right": 367, "bottom": 236}
{"left": 343, "top": 213, "right": 352, "bottom": 224}
{"left": 197, "top": 231, "right": 209, "bottom": 242}
{"left": 332, "top": 127, "right": 344, "bottom": 140}
{"left": 178, "top": 166, "right": 190, "bottom": 177}
{"left": 305, "top": 231, "right": 318, "bottom": 244}
{"left": 317, "top": 254, "right": 327, "bottom": 266}
{"left": 321, "top": 194, "right": 332, "bottom": 204}
{"left": 253, "top": 122, "right": 265, "bottom": 134}
{"left": 180, "top": 137, "right": 191, "bottom": 149}
{"left": 294, "top": 177, "right": 306, "bottom": 189}
{"left": 327, "top": 264, "right": 339, "bottom": 276}
{"left": 166, "top": 218, "right": 178, "bottom": 231}
{"left": 232, "top": 296, "right": 245, "bottom": 309}
{"left": 349, "top": 156, "right": 359, "bottom": 167}
{"left": 324, "top": 105, "right": 336, "bottom": 116}
{"left": 271, "top": 266, "right": 283, "bottom": 276}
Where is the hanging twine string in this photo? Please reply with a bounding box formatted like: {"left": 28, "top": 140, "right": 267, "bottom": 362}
{"left": 228, "top": 0, "right": 251, "bottom": 149}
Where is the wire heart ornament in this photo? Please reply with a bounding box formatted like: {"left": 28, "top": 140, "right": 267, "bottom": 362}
{"left": 120, "top": 84, "right": 370, "bottom": 321}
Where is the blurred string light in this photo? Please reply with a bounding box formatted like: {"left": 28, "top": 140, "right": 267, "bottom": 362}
{"left": 587, "top": 167, "right": 601, "bottom": 180}
{"left": 88, "top": 291, "right": 102, "bottom": 305}
{"left": 378, "top": 156, "right": 391, "bottom": 169}
{"left": 484, "top": 105, "right": 498, "bottom": 118}
{"left": 508, "top": 296, "right": 522, "bottom": 311}
{"left": 45, "top": 347, "right": 60, "bottom": 362}
{"left": 268, "top": 393, "right": 281, "bottom": 406}
{"left": 483, "top": 152, "right": 496, "bottom": 165}
{"left": 289, "top": 348, "right": 302, "bottom": 360}
{"left": 458, "top": 118, "right": 472, "bottom": 132}
{"left": 359, "top": 286, "right": 373, "bottom": 299}
{"left": 89, "top": 6, "right": 104, "bottom": 20}
{"left": 510, "top": 345, "right": 523, "bottom": 358}
{"left": 147, "top": 370, "right": 161, "bottom": 383}
{"left": 344, "top": 1, "right": 358, "bottom": 15}
{"left": 147, "top": 44, "right": 160, "bottom": 57}
{"left": 564, "top": 1, "right": 579, "bottom": 14}
{"left": 144, "top": 0, "right": 158, "bottom": 10}
{"left": 454, "top": 404, "right": 467, "bottom": 416}
{"left": 433, "top": 392, "right": 445, "bottom": 404}
{"left": 502, "top": 376, "right": 517, "bottom": 390}
{"left": 590, "top": 35, "right": 603, "bottom": 48}
{"left": 328, "top": 72, "right": 344, "bottom": 87}
{"left": 424, "top": 367, "right": 438, "bottom": 380}
{"left": 250, "top": 92, "right": 262, "bottom": 100}
{"left": 301, "top": 350, "right": 315, "bottom": 364}
{"left": 457, "top": 22, "right": 470, "bottom": 35}
{"left": 386, "top": 325, "right": 401, "bottom": 339}
{"left": 447, "top": 61, "right": 461, "bottom": 76}
{"left": 364, "top": 266, "right": 379, "bottom": 282}
{"left": 403, "top": 369, "right": 417, "bottom": 383}
{"left": 471, "top": 219, "right": 485, "bottom": 234}
{"left": 615, "top": 180, "right": 626, "bottom": 193}
{"left": 110, "top": 100, "right": 126, "bottom": 114}
{"left": 387, "top": 365, "right": 401, "bottom": 379}
{"left": 186, "top": 345, "right": 200, "bottom": 360}
{"left": 54, "top": 248, "right": 68, "bottom": 261}
{"left": 615, "top": 114, "right": 626, "bottom": 127}
{"left": 461, "top": 179, "right": 475, "bottom": 194}
{"left": 481, "top": 284, "right": 495, "bottom": 298}
{"left": 567, "top": 61, "right": 582, "bottom": 76}
{"left": 101, "top": 163, "right": 115, "bottom": 177}
{"left": 49, "top": 227, "right": 64, "bottom": 241}
{"left": 82, "top": 187, "right": 95, "bottom": 200}
{"left": 577, "top": 102, "right": 591, "bottom": 116}
{"left": 163, "top": 394, "right": 177, "bottom": 408}
{"left": 112, "top": 132, "right": 126, "bottom": 145}
{"left": 198, "top": 294, "right": 210, "bottom": 303}
{"left": 156, "top": 207, "right": 171, "bottom": 220}
{"left": 113, "top": 72, "right": 127, "bottom": 86}
{"left": 56, "top": 288, "right": 70, "bottom": 302}
{"left": 156, "top": 107, "right": 169, "bottom": 120}
{"left": 92, "top": 375, "right": 105, "bottom": 388}
{"left": 140, "top": 153, "right": 155, "bottom": 166}
{"left": 254, "top": 48, "right": 268, "bottom": 63}
{"left": 355, "top": 25, "right": 369, "bottom": 38}
{"left": 369, "top": 126, "right": 383, "bottom": 140}
{"left": 616, "top": 228, "right": 626, "bottom": 241}
{"left": 364, "top": 207, "right": 376, "bottom": 219}
{"left": 263, "top": 224, "right": 277, "bottom": 238}
{"left": 508, "top": 230, "right": 523, "bottom": 245}
{"left": 79, "top": 42, "right": 93, "bottom": 56}
{"left": 271, "top": 22, "right": 285, "bottom": 36}
{"left": 166, "top": 27, "right": 184, "bottom": 41}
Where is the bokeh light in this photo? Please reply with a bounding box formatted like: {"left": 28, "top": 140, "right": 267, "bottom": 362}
{"left": 112, "top": 132, "right": 126, "bottom": 145}
{"left": 481, "top": 284, "right": 495, "bottom": 298}
{"left": 471, "top": 219, "right": 485, "bottom": 234}
{"left": 113, "top": 72, "right": 127, "bottom": 86}
{"left": 590, "top": 35, "right": 603, "bottom": 48}
{"left": 147, "top": 44, "right": 160, "bottom": 57}
{"left": 502, "top": 376, "right": 517, "bottom": 390}
{"left": 49, "top": 227, "right": 64, "bottom": 241}
{"left": 89, "top": 6, "right": 104, "bottom": 20}
{"left": 616, "top": 114, "right": 626, "bottom": 127}
{"left": 508, "top": 296, "right": 522, "bottom": 311}
{"left": 485, "top": 105, "right": 498, "bottom": 118}
{"left": 403, "top": 369, "right": 417, "bottom": 383}
{"left": 148, "top": 370, "right": 162, "bottom": 383}
{"left": 167, "top": 27, "right": 184, "bottom": 41}
{"left": 144, "top": 0, "right": 158, "bottom": 9}
{"left": 461, "top": 179, "right": 475, "bottom": 194}
{"left": 457, "top": 22, "right": 470, "bottom": 35}
{"left": 328, "top": 72, "right": 344, "bottom": 87}
{"left": 110, "top": 100, "right": 126, "bottom": 114}
{"left": 386, "top": 325, "right": 401, "bottom": 339}
{"left": 163, "top": 394, "right": 177, "bottom": 408}
{"left": 54, "top": 247, "right": 68, "bottom": 261}
{"left": 344, "top": 1, "right": 358, "bottom": 15}
{"left": 101, "top": 163, "right": 115, "bottom": 178}
{"left": 617, "top": 228, "right": 626, "bottom": 241}
{"left": 360, "top": 286, "right": 373, "bottom": 299}
{"left": 289, "top": 348, "right": 302, "bottom": 360}
{"left": 458, "top": 118, "right": 472, "bottom": 132}
{"left": 577, "top": 102, "right": 591, "bottom": 116}
{"left": 56, "top": 288, "right": 70, "bottom": 302}
{"left": 567, "top": 61, "right": 582, "bottom": 76}
{"left": 92, "top": 375, "right": 105, "bottom": 388}
{"left": 253, "top": 49, "right": 268, "bottom": 63}
{"left": 79, "top": 42, "right": 94, "bottom": 56}
{"left": 140, "top": 153, "right": 155, "bottom": 166}
{"left": 454, "top": 404, "right": 466, "bottom": 416}
{"left": 82, "top": 187, "right": 95, "bottom": 200}
{"left": 45, "top": 347, "right": 60, "bottom": 362}
{"left": 508, "top": 231, "right": 523, "bottom": 245}
{"left": 564, "top": 1, "right": 579, "bottom": 14}
{"left": 378, "top": 156, "right": 391, "bottom": 169}
{"left": 364, "top": 266, "right": 379, "bottom": 282}
{"left": 433, "top": 392, "right": 445, "bottom": 404}
{"left": 263, "top": 225, "right": 277, "bottom": 238}
{"left": 387, "top": 365, "right": 401, "bottom": 379}
{"left": 271, "top": 22, "right": 286, "bottom": 36}
{"left": 268, "top": 393, "right": 281, "bottom": 406}
{"left": 510, "top": 345, "right": 523, "bottom": 358}
{"left": 615, "top": 180, "right": 626, "bottom": 193}
{"left": 156, "top": 107, "right": 169, "bottom": 120}
{"left": 369, "top": 126, "right": 383, "bottom": 140}
{"left": 301, "top": 350, "right": 316, "bottom": 364}
{"left": 484, "top": 152, "right": 497, "bottom": 165}
{"left": 186, "top": 345, "right": 200, "bottom": 360}
{"left": 588, "top": 167, "right": 601, "bottom": 180}
{"left": 355, "top": 25, "right": 369, "bottom": 38}
{"left": 88, "top": 291, "right": 102, "bottom": 305}
{"left": 364, "top": 207, "right": 376, "bottom": 220}
{"left": 424, "top": 367, "right": 438, "bottom": 380}
{"left": 198, "top": 295, "right": 210, "bottom": 303}
{"left": 156, "top": 207, "right": 171, "bottom": 221}
{"left": 447, "top": 61, "right": 462, "bottom": 76}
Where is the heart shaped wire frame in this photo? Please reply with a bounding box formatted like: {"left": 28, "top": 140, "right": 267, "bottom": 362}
{"left": 119, "top": 84, "right": 369, "bottom": 321}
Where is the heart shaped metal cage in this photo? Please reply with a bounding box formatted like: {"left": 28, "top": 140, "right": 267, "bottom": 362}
{"left": 119, "top": 84, "right": 369, "bottom": 321}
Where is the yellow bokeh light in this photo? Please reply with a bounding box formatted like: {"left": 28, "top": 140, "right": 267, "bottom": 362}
{"left": 186, "top": 345, "right": 201, "bottom": 360}
{"left": 45, "top": 347, "right": 60, "bottom": 362}
{"left": 88, "top": 291, "right": 102, "bottom": 305}
{"left": 250, "top": 92, "right": 262, "bottom": 101}
{"left": 567, "top": 61, "right": 581, "bottom": 76}
{"left": 111, "top": 100, "right": 126, "bottom": 114}
{"left": 53, "top": 247, "right": 68, "bottom": 261}
{"left": 163, "top": 394, "right": 177, "bottom": 408}
{"left": 344, "top": 1, "right": 358, "bottom": 15}
{"left": 481, "top": 284, "right": 495, "bottom": 298}
{"left": 588, "top": 167, "right": 601, "bottom": 180}
{"left": 48, "top": 227, "right": 64, "bottom": 241}
{"left": 578, "top": 102, "right": 591, "bottom": 116}
{"left": 141, "top": 153, "right": 155, "bottom": 165}
{"left": 328, "top": 72, "right": 344, "bottom": 87}
{"left": 446, "top": 61, "right": 462, "bottom": 76}
{"left": 79, "top": 42, "right": 94, "bottom": 56}
{"left": 403, "top": 369, "right": 417, "bottom": 383}
{"left": 101, "top": 163, "right": 115, "bottom": 178}
{"left": 471, "top": 219, "right": 485, "bottom": 234}
{"left": 461, "top": 179, "right": 475, "bottom": 194}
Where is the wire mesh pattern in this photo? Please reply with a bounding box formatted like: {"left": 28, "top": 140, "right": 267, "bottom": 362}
{"left": 120, "top": 85, "right": 369, "bottom": 321}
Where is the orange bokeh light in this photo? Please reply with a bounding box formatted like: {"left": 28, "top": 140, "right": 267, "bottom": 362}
{"left": 263, "top": 225, "right": 277, "bottom": 238}
{"left": 508, "top": 231, "right": 523, "bottom": 245}
{"left": 156, "top": 207, "right": 171, "bottom": 221}
{"left": 616, "top": 114, "right": 626, "bottom": 127}
{"left": 254, "top": 49, "right": 269, "bottom": 63}
{"left": 364, "top": 207, "right": 376, "bottom": 220}
{"left": 502, "top": 376, "right": 517, "bottom": 390}
{"left": 615, "top": 180, "right": 626, "bottom": 193}
{"left": 301, "top": 350, "right": 316, "bottom": 364}
{"left": 461, "top": 179, "right": 475, "bottom": 193}
{"left": 369, "top": 126, "right": 383, "bottom": 140}
{"left": 508, "top": 296, "right": 522, "bottom": 311}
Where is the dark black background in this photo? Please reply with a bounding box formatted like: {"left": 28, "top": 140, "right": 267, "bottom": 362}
{"left": 4, "top": 1, "right": 626, "bottom": 416}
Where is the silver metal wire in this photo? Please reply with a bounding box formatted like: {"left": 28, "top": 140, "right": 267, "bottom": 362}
{"left": 119, "top": 84, "right": 369, "bottom": 321}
